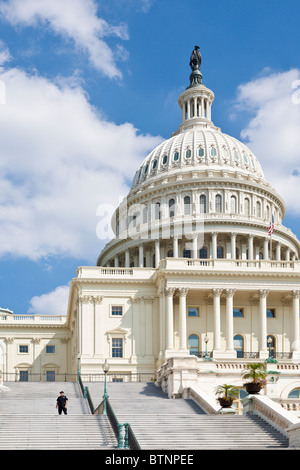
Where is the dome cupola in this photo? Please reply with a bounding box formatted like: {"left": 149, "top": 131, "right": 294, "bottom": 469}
{"left": 97, "top": 47, "right": 300, "bottom": 268}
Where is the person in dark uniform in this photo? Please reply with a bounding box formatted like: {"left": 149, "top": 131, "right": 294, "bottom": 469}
{"left": 56, "top": 391, "right": 68, "bottom": 415}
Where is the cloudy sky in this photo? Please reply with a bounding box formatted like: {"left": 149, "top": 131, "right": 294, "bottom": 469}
{"left": 0, "top": 0, "right": 300, "bottom": 315}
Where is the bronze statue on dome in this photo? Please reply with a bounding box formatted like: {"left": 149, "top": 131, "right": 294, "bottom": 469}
{"left": 189, "top": 46, "right": 201, "bottom": 71}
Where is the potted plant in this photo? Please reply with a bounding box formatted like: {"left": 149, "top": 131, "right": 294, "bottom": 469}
{"left": 242, "top": 362, "right": 267, "bottom": 394}
{"left": 215, "top": 384, "right": 239, "bottom": 408}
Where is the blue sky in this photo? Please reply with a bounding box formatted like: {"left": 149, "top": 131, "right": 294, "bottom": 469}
{"left": 0, "top": 0, "right": 300, "bottom": 315}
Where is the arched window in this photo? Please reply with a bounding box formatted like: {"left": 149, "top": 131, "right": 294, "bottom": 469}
{"left": 288, "top": 388, "right": 300, "bottom": 398}
{"left": 259, "top": 251, "right": 263, "bottom": 260}
{"left": 184, "top": 196, "right": 191, "bottom": 215}
{"left": 152, "top": 159, "right": 157, "bottom": 170}
{"left": 231, "top": 196, "right": 237, "bottom": 214}
{"left": 162, "top": 154, "right": 168, "bottom": 165}
{"left": 234, "top": 334, "right": 244, "bottom": 358}
{"left": 188, "top": 334, "right": 199, "bottom": 356}
{"left": 186, "top": 148, "right": 191, "bottom": 159}
{"left": 215, "top": 194, "right": 222, "bottom": 213}
{"left": 267, "top": 335, "right": 276, "bottom": 358}
{"left": 266, "top": 205, "right": 270, "bottom": 221}
{"left": 169, "top": 198, "right": 175, "bottom": 218}
{"left": 244, "top": 198, "right": 250, "bottom": 216}
{"left": 256, "top": 201, "right": 261, "bottom": 218}
{"left": 173, "top": 151, "right": 179, "bottom": 162}
{"left": 217, "top": 246, "right": 224, "bottom": 259}
{"left": 155, "top": 202, "right": 161, "bottom": 220}
{"left": 199, "top": 246, "right": 208, "bottom": 259}
{"left": 167, "top": 249, "right": 173, "bottom": 257}
{"left": 200, "top": 195, "right": 206, "bottom": 213}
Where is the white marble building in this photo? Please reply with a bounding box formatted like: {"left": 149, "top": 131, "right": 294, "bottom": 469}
{"left": 2, "top": 48, "right": 300, "bottom": 406}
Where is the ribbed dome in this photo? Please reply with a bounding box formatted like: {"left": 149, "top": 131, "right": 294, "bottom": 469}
{"left": 131, "top": 126, "right": 265, "bottom": 191}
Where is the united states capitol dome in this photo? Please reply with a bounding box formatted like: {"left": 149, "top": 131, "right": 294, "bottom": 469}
{"left": 97, "top": 47, "right": 300, "bottom": 268}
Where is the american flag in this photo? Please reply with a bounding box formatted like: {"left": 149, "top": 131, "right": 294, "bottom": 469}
{"left": 268, "top": 214, "right": 274, "bottom": 235}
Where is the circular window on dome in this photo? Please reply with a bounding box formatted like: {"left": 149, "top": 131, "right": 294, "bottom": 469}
{"left": 173, "top": 151, "right": 179, "bottom": 162}
{"left": 162, "top": 155, "right": 168, "bottom": 165}
{"left": 186, "top": 149, "right": 191, "bottom": 159}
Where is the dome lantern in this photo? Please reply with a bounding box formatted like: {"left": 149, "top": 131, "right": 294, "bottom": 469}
{"left": 173, "top": 46, "right": 215, "bottom": 136}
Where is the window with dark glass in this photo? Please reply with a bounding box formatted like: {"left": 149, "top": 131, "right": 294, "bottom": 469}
{"left": 169, "top": 198, "right": 175, "bottom": 217}
{"left": 184, "top": 196, "right": 191, "bottom": 215}
{"left": 111, "top": 306, "right": 123, "bottom": 316}
{"left": 46, "top": 345, "right": 55, "bottom": 353}
{"left": 200, "top": 194, "right": 206, "bottom": 213}
{"left": 199, "top": 246, "right": 208, "bottom": 258}
{"left": 215, "top": 194, "right": 222, "bottom": 213}
{"left": 267, "top": 308, "right": 276, "bottom": 318}
{"left": 112, "top": 338, "right": 123, "bottom": 358}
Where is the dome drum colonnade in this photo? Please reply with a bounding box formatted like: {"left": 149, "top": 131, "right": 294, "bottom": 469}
{"left": 94, "top": 46, "right": 300, "bottom": 370}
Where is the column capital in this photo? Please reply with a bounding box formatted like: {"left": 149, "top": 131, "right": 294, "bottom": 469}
{"left": 224, "top": 288, "right": 236, "bottom": 298}
{"left": 178, "top": 287, "right": 189, "bottom": 297}
{"left": 165, "top": 287, "right": 176, "bottom": 297}
{"left": 258, "top": 289, "right": 270, "bottom": 299}
{"left": 212, "top": 288, "right": 223, "bottom": 298}
{"left": 291, "top": 290, "right": 300, "bottom": 299}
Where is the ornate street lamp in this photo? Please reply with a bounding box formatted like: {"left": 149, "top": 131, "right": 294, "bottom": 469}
{"left": 102, "top": 359, "right": 110, "bottom": 415}
{"left": 204, "top": 334, "right": 212, "bottom": 360}
{"left": 266, "top": 336, "right": 277, "bottom": 363}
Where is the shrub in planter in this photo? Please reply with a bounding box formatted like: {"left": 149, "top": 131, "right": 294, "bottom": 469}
{"left": 242, "top": 363, "right": 267, "bottom": 394}
{"left": 215, "top": 384, "right": 239, "bottom": 407}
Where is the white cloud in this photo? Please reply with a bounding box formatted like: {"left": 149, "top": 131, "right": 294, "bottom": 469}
{"left": 233, "top": 68, "right": 300, "bottom": 215}
{"left": 0, "top": 64, "right": 162, "bottom": 261}
{"left": 0, "top": 0, "right": 128, "bottom": 78}
{"left": 28, "top": 284, "right": 70, "bottom": 315}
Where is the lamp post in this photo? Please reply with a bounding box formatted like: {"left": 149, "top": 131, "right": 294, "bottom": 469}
{"left": 102, "top": 359, "right": 110, "bottom": 415}
{"left": 204, "top": 334, "right": 211, "bottom": 360}
{"left": 266, "top": 336, "right": 277, "bottom": 363}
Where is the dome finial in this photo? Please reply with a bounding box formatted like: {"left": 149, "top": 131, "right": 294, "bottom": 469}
{"left": 188, "top": 45, "right": 202, "bottom": 88}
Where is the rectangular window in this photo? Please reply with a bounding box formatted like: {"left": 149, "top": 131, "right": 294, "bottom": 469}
{"left": 111, "top": 306, "right": 123, "bottom": 316}
{"left": 46, "top": 371, "right": 55, "bottom": 382}
{"left": 19, "top": 345, "right": 29, "bottom": 353}
{"left": 112, "top": 338, "right": 123, "bottom": 358}
{"left": 46, "top": 345, "right": 55, "bottom": 354}
{"left": 267, "top": 308, "right": 276, "bottom": 318}
{"left": 233, "top": 308, "right": 244, "bottom": 318}
{"left": 112, "top": 378, "right": 123, "bottom": 383}
{"left": 188, "top": 307, "right": 199, "bottom": 317}
{"left": 19, "top": 371, "right": 28, "bottom": 382}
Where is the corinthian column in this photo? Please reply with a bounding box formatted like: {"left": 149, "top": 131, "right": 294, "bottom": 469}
{"left": 225, "top": 288, "right": 236, "bottom": 353}
{"left": 165, "top": 287, "right": 176, "bottom": 352}
{"left": 178, "top": 288, "right": 189, "bottom": 352}
{"left": 212, "top": 288, "right": 223, "bottom": 352}
{"left": 258, "top": 289, "right": 269, "bottom": 356}
{"left": 292, "top": 290, "right": 300, "bottom": 357}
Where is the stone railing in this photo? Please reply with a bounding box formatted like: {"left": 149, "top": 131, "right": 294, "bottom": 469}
{"left": 243, "top": 394, "right": 300, "bottom": 446}
{"left": 0, "top": 314, "right": 66, "bottom": 324}
{"left": 159, "top": 258, "right": 300, "bottom": 272}
{"left": 183, "top": 385, "right": 220, "bottom": 415}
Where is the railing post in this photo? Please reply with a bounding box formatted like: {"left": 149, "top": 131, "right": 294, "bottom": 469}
{"left": 117, "top": 424, "right": 124, "bottom": 448}
{"left": 124, "top": 423, "right": 129, "bottom": 449}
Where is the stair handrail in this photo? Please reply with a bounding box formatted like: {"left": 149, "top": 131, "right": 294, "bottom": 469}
{"left": 78, "top": 374, "right": 95, "bottom": 414}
